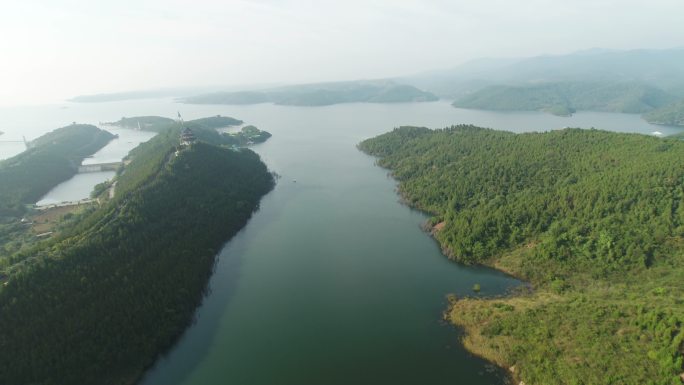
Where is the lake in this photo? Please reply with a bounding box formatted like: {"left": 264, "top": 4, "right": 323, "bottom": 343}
{"left": 1, "top": 100, "right": 681, "bottom": 384}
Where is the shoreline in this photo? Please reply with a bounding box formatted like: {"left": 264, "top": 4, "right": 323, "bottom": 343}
{"left": 430, "top": 221, "right": 528, "bottom": 385}
{"left": 369, "top": 157, "right": 527, "bottom": 384}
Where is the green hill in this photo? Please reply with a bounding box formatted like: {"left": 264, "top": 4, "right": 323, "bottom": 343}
{"left": 106, "top": 115, "right": 243, "bottom": 132}
{"left": 360, "top": 126, "right": 684, "bottom": 385}
{"left": 0, "top": 124, "right": 114, "bottom": 215}
{"left": 182, "top": 80, "right": 438, "bottom": 106}
{"left": 643, "top": 100, "right": 684, "bottom": 127}
{"left": 0, "top": 131, "right": 274, "bottom": 384}
{"left": 452, "top": 82, "right": 677, "bottom": 116}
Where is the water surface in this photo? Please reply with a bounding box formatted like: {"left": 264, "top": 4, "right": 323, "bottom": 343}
{"left": 36, "top": 172, "right": 116, "bottom": 206}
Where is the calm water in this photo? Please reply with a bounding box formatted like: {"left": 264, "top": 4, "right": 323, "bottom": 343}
{"left": 35, "top": 171, "right": 116, "bottom": 206}
{"left": 34, "top": 127, "right": 156, "bottom": 205}
{"left": 1, "top": 100, "right": 681, "bottom": 384}
{"left": 82, "top": 127, "right": 157, "bottom": 165}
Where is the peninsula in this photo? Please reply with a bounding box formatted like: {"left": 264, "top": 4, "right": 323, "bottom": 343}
{"left": 0, "top": 120, "right": 274, "bottom": 385}
{"left": 360, "top": 126, "right": 684, "bottom": 384}
{"left": 0, "top": 124, "right": 114, "bottom": 216}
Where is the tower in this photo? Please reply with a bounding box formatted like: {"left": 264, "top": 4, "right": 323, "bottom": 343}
{"left": 177, "top": 112, "right": 196, "bottom": 147}
{"left": 180, "top": 127, "right": 196, "bottom": 147}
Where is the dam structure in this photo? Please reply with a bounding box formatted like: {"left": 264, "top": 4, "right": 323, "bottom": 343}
{"left": 78, "top": 161, "right": 122, "bottom": 173}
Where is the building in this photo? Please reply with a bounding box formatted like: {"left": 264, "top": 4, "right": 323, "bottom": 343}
{"left": 180, "top": 127, "right": 196, "bottom": 147}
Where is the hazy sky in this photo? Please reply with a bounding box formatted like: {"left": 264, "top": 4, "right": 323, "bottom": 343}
{"left": 1, "top": 0, "right": 683, "bottom": 106}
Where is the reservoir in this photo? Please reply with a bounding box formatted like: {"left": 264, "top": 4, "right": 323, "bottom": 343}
{"left": 35, "top": 127, "right": 156, "bottom": 205}
{"left": 1, "top": 100, "right": 681, "bottom": 384}
{"left": 135, "top": 102, "right": 678, "bottom": 385}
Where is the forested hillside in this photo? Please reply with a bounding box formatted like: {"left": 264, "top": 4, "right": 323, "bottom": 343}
{"left": 0, "top": 135, "right": 274, "bottom": 384}
{"left": 452, "top": 82, "right": 676, "bottom": 116}
{"left": 644, "top": 100, "right": 684, "bottom": 127}
{"left": 360, "top": 126, "right": 684, "bottom": 384}
{"left": 0, "top": 124, "right": 114, "bottom": 215}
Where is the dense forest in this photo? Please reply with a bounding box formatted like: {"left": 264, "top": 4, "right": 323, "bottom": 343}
{"left": 644, "top": 100, "right": 684, "bottom": 127}
{"left": 0, "top": 124, "right": 114, "bottom": 215}
{"left": 182, "top": 80, "right": 438, "bottom": 106}
{"left": 360, "top": 126, "right": 684, "bottom": 384}
{"left": 452, "top": 82, "right": 677, "bottom": 116}
{"left": 0, "top": 125, "right": 274, "bottom": 385}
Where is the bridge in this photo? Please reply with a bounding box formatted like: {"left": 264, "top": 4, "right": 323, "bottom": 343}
{"left": 78, "top": 161, "right": 122, "bottom": 173}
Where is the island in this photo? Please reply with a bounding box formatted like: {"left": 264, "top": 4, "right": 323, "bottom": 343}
{"left": 103, "top": 114, "right": 243, "bottom": 132}
{"left": 0, "top": 119, "right": 275, "bottom": 385}
{"left": 360, "top": 126, "right": 684, "bottom": 385}
{"left": 180, "top": 80, "right": 438, "bottom": 106}
{"left": 224, "top": 125, "right": 272, "bottom": 146}
{"left": 452, "top": 82, "right": 676, "bottom": 117}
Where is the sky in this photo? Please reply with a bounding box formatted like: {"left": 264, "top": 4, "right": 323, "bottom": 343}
{"left": 0, "top": 0, "right": 683, "bottom": 106}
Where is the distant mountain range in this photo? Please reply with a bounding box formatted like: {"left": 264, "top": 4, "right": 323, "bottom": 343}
{"left": 70, "top": 80, "right": 437, "bottom": 107}
{"left": 452, "top": 82, "right": 677, "bottom": 116}
{"left": 180, "top": 80, "right": 438, "bottom": 106}
{"left": 68, "top": 85, "right": 283, "bottom": 103}
{"left": 69, "top": 48, "right": 684, "bottom": 126}
{"left": 398, "top": 48, "right": 684, "bottom": 125}
{"left": 401, "top": 48, "right": 684, "bottom": 98}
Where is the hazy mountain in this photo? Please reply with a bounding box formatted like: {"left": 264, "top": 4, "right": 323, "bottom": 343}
{"left": 643, "top": 99, "right": 684, "bottom": 126}
{"left": 181, "top": 80, "right": 438, "bottom": 106}
{"left": 452, "top": 82, "right": 678, "bottom": 116}
{"left": 402, "top": 48, "right": 684, "bottom": 98}
{"left": 69, "top": 84, "right": 285, "bottom": 103}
